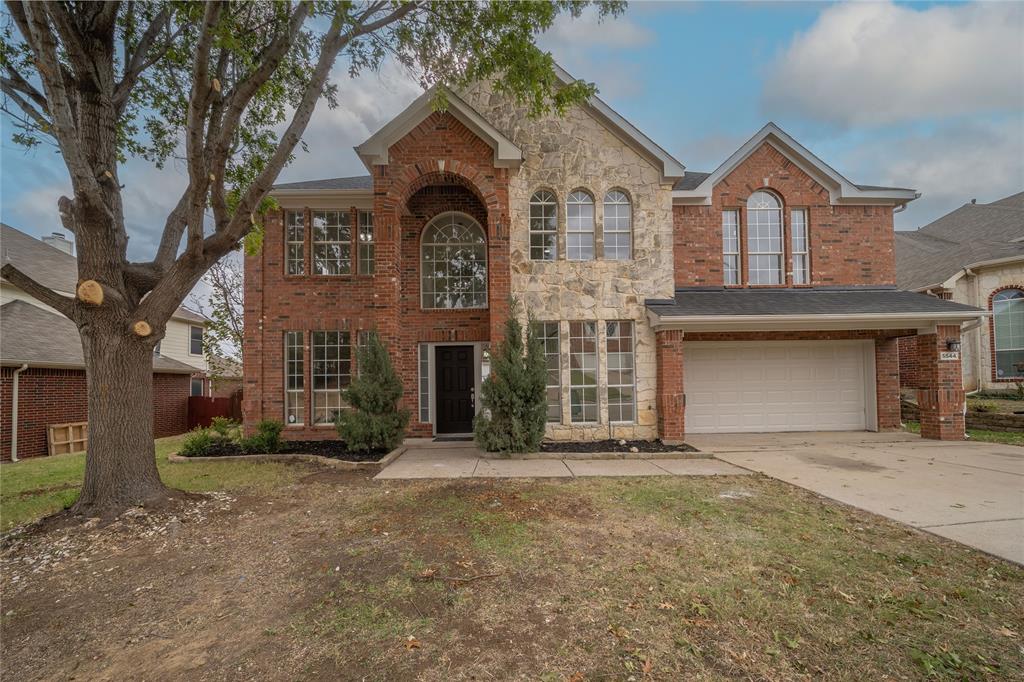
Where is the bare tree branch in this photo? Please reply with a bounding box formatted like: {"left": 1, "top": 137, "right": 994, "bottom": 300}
{"left": 113, "top": 7, "right": 174, "bottom": 111}
{"left": 0, "top": 263, "right": 76, "bottom": 317}
{"left": 1, "top": 67, "right": 48, "bottom": 112}
{"left": 0, "top": 79, "right": 51, "bottom": 130}
{"left": 19, "top": 2, "right": 111, "bottom": 217}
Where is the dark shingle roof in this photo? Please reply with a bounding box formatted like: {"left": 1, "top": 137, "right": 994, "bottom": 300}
{"left": 271, "top": 175, "right": 373, "bottom": 191}
{"left": 672, "top": 172, "right": 710, "bottom": 191}
{"left": 1, "top": 223, "right": 205, "bottom": 323}
{"left": 1, "top": 301, "right": 196, "bottom": 373}
{"left": 895, "top": 192, "right": 1024, "bottom": 290}
{"left": 646, "top": 287, "right": 982, "bottom": 317}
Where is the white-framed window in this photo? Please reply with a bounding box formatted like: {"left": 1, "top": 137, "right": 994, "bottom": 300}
{"left": 529, "top": 190, "right": 558, "bottom": 261}
{"left": 606, "top": 320, "right": 635, "bottom": 423}
{"left": 791, "top": 208, "right": 808, "bottom": 285}
{"left": 421, "top": 212, "right": 488, "bottom": 309}
{"left": 418, "top": 343, "right": 430, "bottom": 423}
{"left": 566, "top": 190, "right": 595, "bottom": 261}
{"left": 358, "top": 211, "right": 375, "bottom": 274}
{"left": 313, "top": 210, "right": 351, "bottom": 275}
{"left": 747, "top": 190, "right": 783, "bottom": 285}
{"left": 284, "top": 331, "right": 304, "bottom": 425}
{"left": 190, "top": 378, "right": 205, "bottom": 397}
{"left": 285, "top": 210, "right": 305, "bottom": 275}
{"left": 722, "top": 209, "right": 740, "bottom": 286}
{"left": 603, "top": 190, "right": 631, "bottom": 260}
{"left": 993, "top": 289, "right": 1024, "bottom": 378}
{"left": 533, "top": 321, "right": 561, "bottom": 423}
{"left": 311, "top": 331, "right": 351, "bottom": 425}
{"left": 356, "top": 330, "right": 376, "bottom": 377}
{"left": 569, "top": 321, "right": 598, "bottom": 423}
{"left": 189, "top": 325, "right": 204, "bottom": 355}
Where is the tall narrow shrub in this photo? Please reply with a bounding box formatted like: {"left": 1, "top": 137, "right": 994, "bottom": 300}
{"left": 474, "top": 306, "right": 548, "bottom": 454}
{"left": 336, "top": 335, "right": 409, "bottom": 452}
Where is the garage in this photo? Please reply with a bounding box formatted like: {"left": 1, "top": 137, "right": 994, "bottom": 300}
{"left": 683, "top": 340, "right": 876, "bottom": 433}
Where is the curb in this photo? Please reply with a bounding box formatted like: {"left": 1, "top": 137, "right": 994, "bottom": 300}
{"left": 168, "top": 446, "right": 406, "bottom": 470}
{"left": 480, "top": 449, "right": 709, "bottom": 461}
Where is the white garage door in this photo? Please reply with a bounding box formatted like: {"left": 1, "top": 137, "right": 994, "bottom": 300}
{"left": 684, "top": 341, "right": 873, "bottom": 433}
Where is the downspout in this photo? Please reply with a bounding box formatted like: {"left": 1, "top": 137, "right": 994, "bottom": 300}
{"left": 961, "top": 315, "right": 985, "bottom": 396}
{"left": 10, "top": 363, "right": 29, "bottom": 462}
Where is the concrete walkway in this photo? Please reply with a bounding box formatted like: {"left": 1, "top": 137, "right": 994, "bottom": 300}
{"left": 695, "top": 431, "right": 1024, "bottom": 564}
{"left": 374, "top": 439, "right": 749, "bottom": 480}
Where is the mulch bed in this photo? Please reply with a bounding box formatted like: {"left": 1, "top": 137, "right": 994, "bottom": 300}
{"left": 539, "top": 439, "right": 697, "bottom": 454}
{"left": 185, "top": 441, "right": 390, "bottom": 463}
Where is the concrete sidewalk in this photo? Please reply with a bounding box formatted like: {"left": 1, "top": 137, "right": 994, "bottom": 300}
{"left": 700, "top": 432, "right": 1024, "bottom": 564}
{"left": 374, "top": 440, "right": 749, "bottom": 480}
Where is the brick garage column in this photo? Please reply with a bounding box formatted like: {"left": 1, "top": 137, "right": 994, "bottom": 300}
{"left": 874, "top": 337, "right": 901, "bottom": 430}
{"left": 916, "top": 325, "right": 966, "bottom": 440}
{"left": 655, "top": 330, "right": 685, "bottom": 443}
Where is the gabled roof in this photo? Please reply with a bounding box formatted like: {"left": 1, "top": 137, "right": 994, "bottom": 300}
{"left": 356, "top": 88, "right": 523, "bottom": 170}
{"left": 645, "top": 287, "right": 983, "bottom": 332}
{"left": 0, "top": 223, "right": 205, "bottom": 324}
{"left": 551, "top": 65, "right": 685, "bottom": 182}
{"left": 895, "top": 192, "right": 1024, "bottom": 290}
{"left": 0, "top": 300, "right": 196, "bottom": 373}
{"left": 671, "top": 123, "right": 919, "bottom": 207}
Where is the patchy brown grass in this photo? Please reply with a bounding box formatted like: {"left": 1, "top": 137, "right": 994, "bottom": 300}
{"left": 2, "top": 468, "right": 1022, "bottom": 681}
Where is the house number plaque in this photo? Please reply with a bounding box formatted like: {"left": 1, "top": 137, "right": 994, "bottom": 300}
{"left": 940, "top": 351, "right": 960, "bottom": 361}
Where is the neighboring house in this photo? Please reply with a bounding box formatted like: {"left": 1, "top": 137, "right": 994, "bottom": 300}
{"left": 208, "top": 355, "right": 243, "bottom": 398}
{"left": 895, "top": 193, "right": 1024, "bottom": 391}
{"left": 0, "top": 223, "right": 205, "bottom": 460}
{"left": 243, "top": 67, "right": 982, "bottom": 443}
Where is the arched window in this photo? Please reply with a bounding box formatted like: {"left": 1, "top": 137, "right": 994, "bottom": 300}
{"left": 529, "top": 190, "right": 557, "bottom": 261}
{"left": 566, "top": 190, "right": 595, "bottom": 261}
{"left": 993, "top": 288, "right": 1024, "bottom": 378}
{"left": 421, "top": 212, "right": 487, "bottom": 309}
{"left": 603, "top": 190, "right": 631, "bottom": 260}
{"left": 747, "top": 190, "right": 783, "bottom": 285}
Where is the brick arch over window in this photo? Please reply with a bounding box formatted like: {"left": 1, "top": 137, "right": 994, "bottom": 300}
{"left": 988, "top": 284, "right": 1024, "bottom": 383}
{"left": 396, "top": 168, "right": 500, "bottom": 217}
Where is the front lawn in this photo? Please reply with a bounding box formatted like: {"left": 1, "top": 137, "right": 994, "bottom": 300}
{"left": 904, "top": 420, "right": 1024, "bottom": 447}
{"left": 2, "top": 463, "right": 1021, "bottom": 679}
{"left": 0, "top": 434, "right": 310, "bottom": 530}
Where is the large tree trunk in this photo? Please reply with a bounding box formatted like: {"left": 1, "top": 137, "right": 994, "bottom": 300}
{"left": 72, "top": 319, "right": 170, "bottom": 517}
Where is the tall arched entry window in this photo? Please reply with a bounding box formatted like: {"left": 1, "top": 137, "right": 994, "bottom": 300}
{"left": 993, "top": 288, "right": 1024, "bottom": 378}
{"left": 420, "top": 212, "right": 488, "bottom": 309}
{"left": 746, "top": 190, "right": 783, "bottom": 285}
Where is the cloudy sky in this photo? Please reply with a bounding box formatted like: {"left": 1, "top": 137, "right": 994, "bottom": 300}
{"left": 1, "top": 0, "right": 1022, "bottom": 262}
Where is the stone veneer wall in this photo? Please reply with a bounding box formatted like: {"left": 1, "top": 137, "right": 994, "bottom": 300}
{"left": 462, "top": 84, "right": 675, "bottom": 440}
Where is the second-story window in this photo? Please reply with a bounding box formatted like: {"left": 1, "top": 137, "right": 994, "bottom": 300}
{"left": 285, "top": 210, "right": 305, "bottom": 275}
{"left": 529, "top": 190, "right": 557, "bottom": 261}
{"left": 722, "top": 209, "right": 740, "bottom": 285}
{"left": 313, "top": 210, "right": 351, "bottom": 275}
{"left": 358, "top": 211, "right": 375, "bottom": 274}
{"left": 603, "top": 190, "right": 632, "bottom": 260}
{"left": 746, "top": 190, "right": 783, "bottom": 285}
{"left": 189, "top": 325, "right": 204, "bottom": 355}
{"left": 566, "top": 190, "right": 595, "bottom": 261}
{"left": 791, "top": 209, "right": 808, "bottom": 285}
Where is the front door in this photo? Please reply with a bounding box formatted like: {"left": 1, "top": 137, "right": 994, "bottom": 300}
{"left": 435, "top": 346, "right": 474, "bottom": 434}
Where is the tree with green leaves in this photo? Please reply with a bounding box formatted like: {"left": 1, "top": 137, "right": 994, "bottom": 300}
{"left": 336, "top": 333, "right": 408, "bottom": 452}
{"left": 189, "top": 256, "right": 243, "bottom": 383}
{"left": 0, "top": 0, "right": 623, "bottom": 517}
{"left": 474, "top": 303, "right": 548, "bottom": 454}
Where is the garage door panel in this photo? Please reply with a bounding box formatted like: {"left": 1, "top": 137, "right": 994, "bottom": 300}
{"left": 684, "top": 341, "right": 870, "bottom": 433}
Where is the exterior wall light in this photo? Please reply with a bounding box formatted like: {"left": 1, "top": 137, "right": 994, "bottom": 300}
{"left": 946, "top": 339, "right": 961, "bottom": 353}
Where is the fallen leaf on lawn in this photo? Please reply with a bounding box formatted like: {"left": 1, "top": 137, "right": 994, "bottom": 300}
{"left": 455, "top": 560, "right": 475, "bottom": 569}
{"left": 405, "top": 635, "right": 421, "bottom": 650}
{"left": 418, "top": 568, "right": 436, "bottom": 579}
{"left": 997, "top": 626, "right": 1019, "bottom": 638}
{"left": 641, "top": 658, "right": 653, "bottom": 675}
{"left": 608, "top": 625, "right": 631, "bottom": 640}
{"left": 834, "top": 588, "right": 857, "bottom": 604}
{"left": 565, "top": 673, "right": 585, "bottom": 682}
{"left": 657, "top": 601, "right": 676, "bottom": 610}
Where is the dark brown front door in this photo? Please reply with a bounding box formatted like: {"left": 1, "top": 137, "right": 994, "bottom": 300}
{"left": 435, "top": 346, "right": 474, "bottom": 434}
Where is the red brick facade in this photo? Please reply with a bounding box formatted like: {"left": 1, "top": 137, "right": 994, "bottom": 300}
{"left": 915, "top": 325, "right": 966, "bottom": 440}
{"left": 244, "top": 112, "right": 510, "bottom": 439}
{"left": 0, "top": 367, "right": 189, "bottom": 461}
{"left": 242, "top": 110, "right": 965, "bottom": 443}
{"left": 673, "top": 143, "right": 896, "bottom": 288}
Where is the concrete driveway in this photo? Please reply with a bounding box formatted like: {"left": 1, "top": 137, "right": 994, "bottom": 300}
{"left": 690, "top": 431, "right": 1024, "bottom": 564}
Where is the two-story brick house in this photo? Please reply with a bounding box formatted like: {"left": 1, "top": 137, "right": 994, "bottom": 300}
{"left": 243, "top": 67, "right": 983, "bottom": 443}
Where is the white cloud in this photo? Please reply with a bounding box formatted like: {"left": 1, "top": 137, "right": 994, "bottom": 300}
{"left": 840, "top": 118, "right": 1024, "bottom": 229}
{"left": 762, "top": 1, "right": 1024, "bottom": 127}
{"left": 543, "top": 6, "right": 655, "bottom": 49}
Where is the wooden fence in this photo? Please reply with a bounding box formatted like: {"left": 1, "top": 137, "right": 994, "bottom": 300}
{"left": 188, "top": 390, "right": 242, "bottom": 430}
